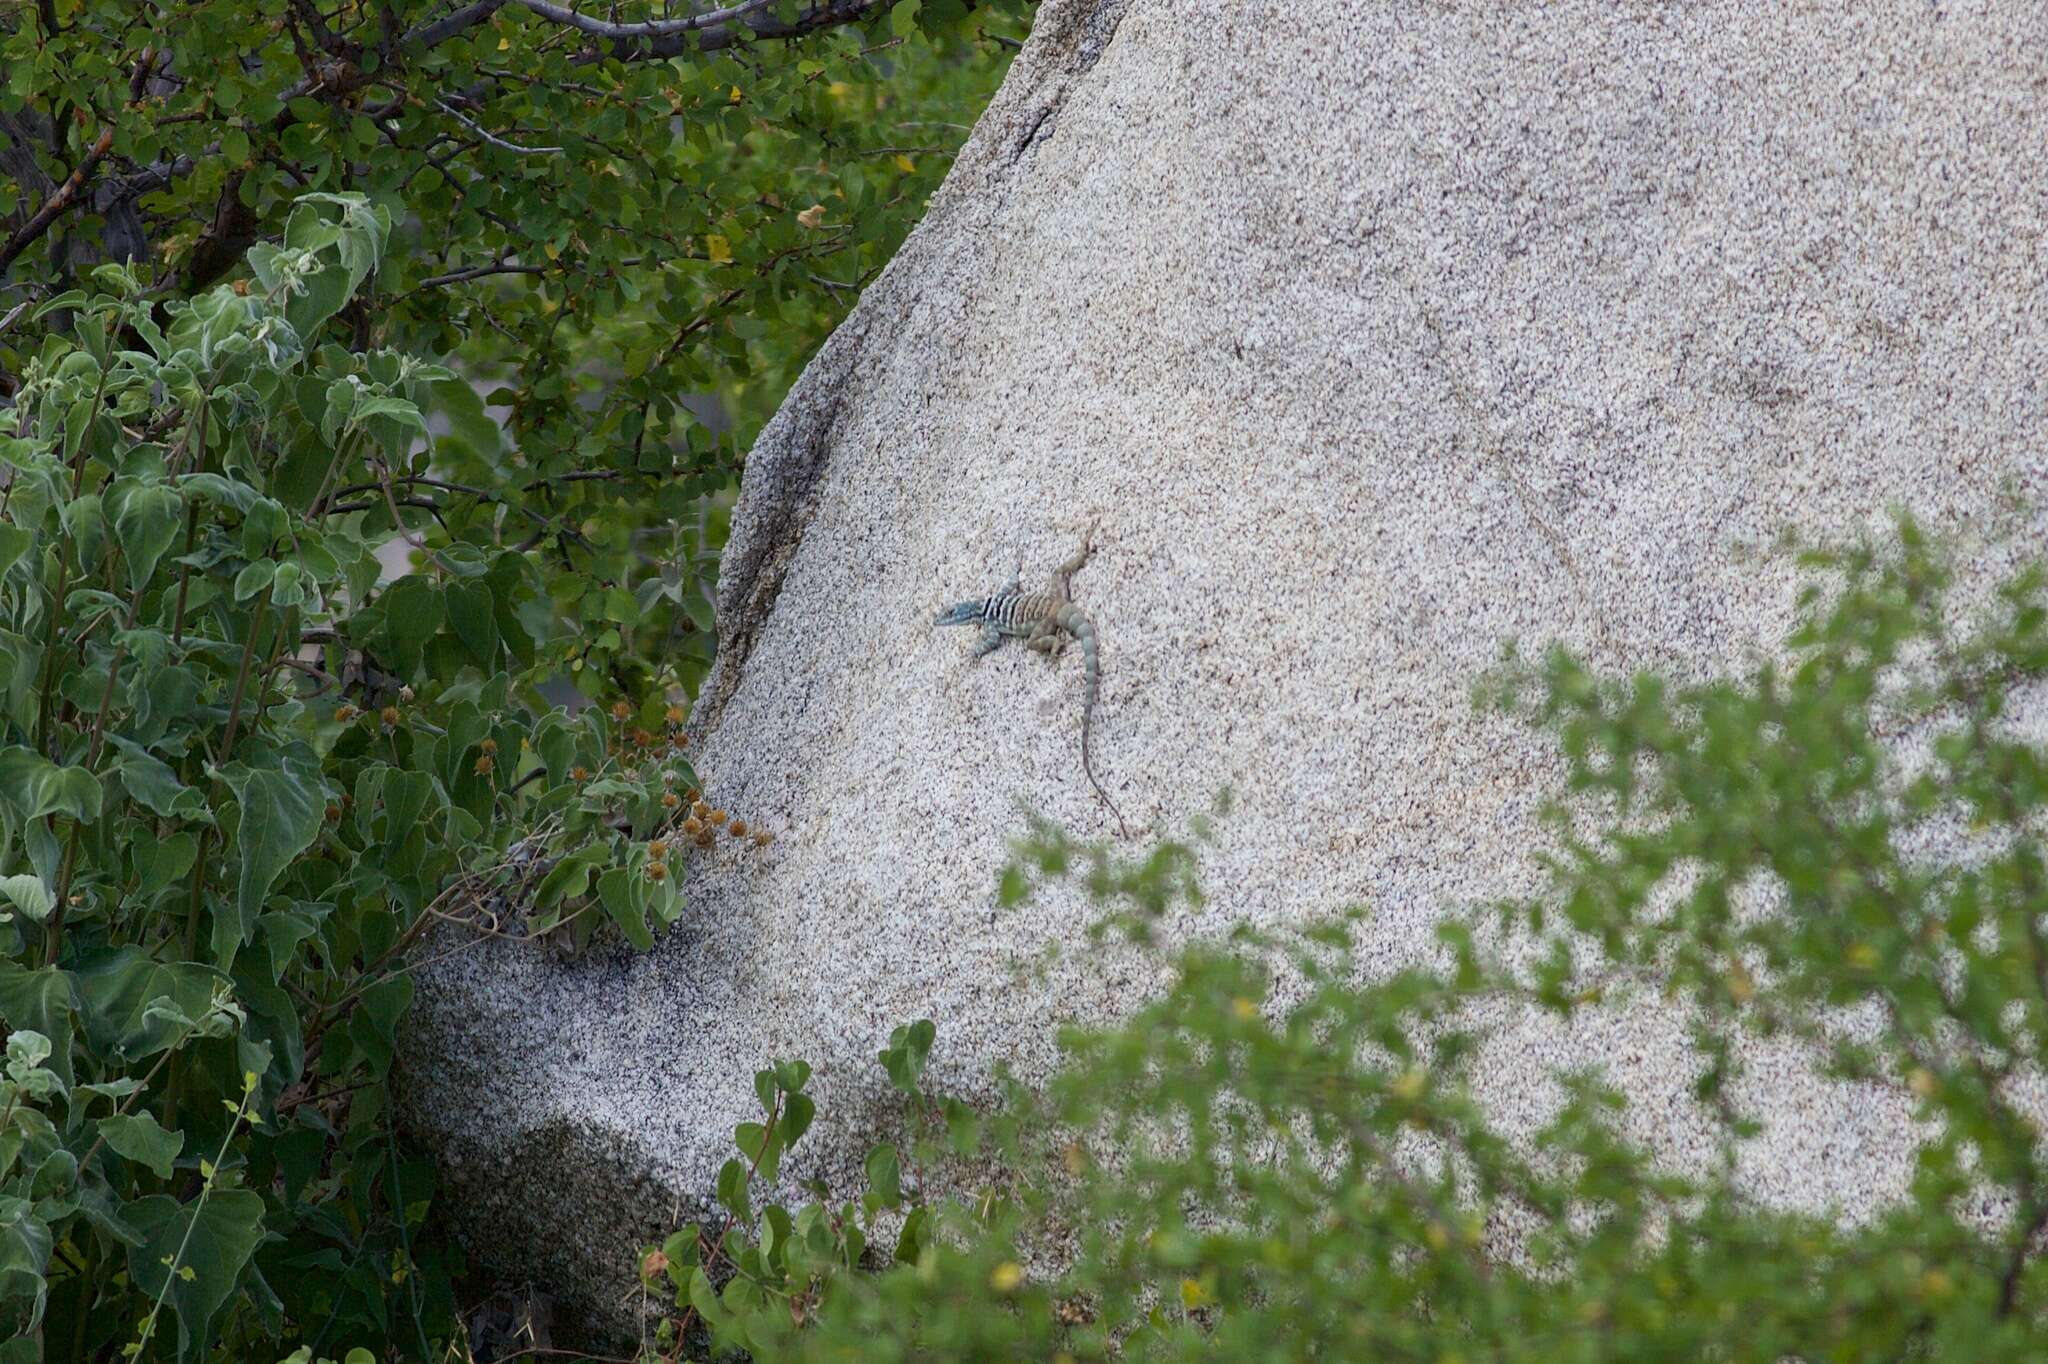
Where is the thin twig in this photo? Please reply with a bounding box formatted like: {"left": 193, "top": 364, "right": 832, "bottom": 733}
{"left": 413, "top": 259, "right": 550, "bottom": 289}
{"left": 434, "top": 96, "right": 562, "bottom": 154}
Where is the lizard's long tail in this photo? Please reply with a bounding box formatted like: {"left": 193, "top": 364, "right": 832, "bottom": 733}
{"left": 1064, "top": 609, "right": 1129, "bottom": 837}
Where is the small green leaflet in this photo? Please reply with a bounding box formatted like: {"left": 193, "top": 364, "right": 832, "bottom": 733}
{"left": 96, "top": 1112, "right": 185, "bottom": 1179}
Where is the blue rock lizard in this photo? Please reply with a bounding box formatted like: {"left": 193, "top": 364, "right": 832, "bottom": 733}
{"left": 935, "top": 520, "right": 1129, "bottom": 837}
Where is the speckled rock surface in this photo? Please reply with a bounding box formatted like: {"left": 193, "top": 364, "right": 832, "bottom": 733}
{"left": 401, "top": 0, "right": 2048, "bottom": 1328}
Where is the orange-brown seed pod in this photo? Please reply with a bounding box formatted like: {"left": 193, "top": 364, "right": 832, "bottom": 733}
{"left": 335, "top": 704, "right": 357, "bottom": 723}
{"left": 727, "top": 819, "right": 748, "bottom": 837}
{"left": 480, "top": 738, "right": 498, "bottom": 755}
{"left": 571, "top": 765, "right": 591, "bottom": 782}
{"left": 649, "top": 839, "right": 670, "bottom": 859}
{"left": 646, "top": 861, "right": 667, "bottom": 882}
{"left": 474, "top": 754, "right": 495, "bottom": 776}
{"left": 661, "top": 792, "right": 680, "bottom": 809}
{"left": 708, "top": 808, "right": 728, "bottom": 824}
{"left": 753, "top": 831, "right": 774, "bottom": 847}
{"left": 380, "top": 706, "right": 400, "bottom": 728}
{"left": 681, "top": 817, "right": 703, "bottom": 835}
{"left": 325, "top": 804, "right": 343, "bottom": 823}
{"left": 694, "top": 832, "right": 716, "bottom": 850}
{"left": 611, "top": 700, "right": 632, "bottom": 720}
{"left": 665, "top": 705, "right": 685, "bottom": 726}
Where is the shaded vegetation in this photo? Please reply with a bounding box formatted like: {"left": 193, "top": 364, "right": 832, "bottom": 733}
{"left": 0, "top": 1, "right": 1028, "bottom": 1358}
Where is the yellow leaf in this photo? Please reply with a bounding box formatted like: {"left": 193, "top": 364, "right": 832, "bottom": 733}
{"left": 1178, "top": 1277, "right": 1211, "bottom": 1310}
{"left": 893, "top": 154, "right": 916, "bottom": 173}
{"left": 1724, "top": 959, "right": 1754, "bottom": 1003}
{"left": 497, "top": 35, "right": 510, "bottom": 50}
{"left": 827, "top": 81, "right": 851, "bottom": 98}
{"left": 544, "top": 240, "right": 561, "bottom": 261}
{"left": 705, "top": 234, "right": 732, "bottom": 264}
{"left": 1230, "top": 996, "right": 1257, "bottom": 1021}
{"left": 729, "top": 85, "right": 743, "bottom": 104}
{"left": 988, "top": 1261, "right": 1024, "bottom": 1293}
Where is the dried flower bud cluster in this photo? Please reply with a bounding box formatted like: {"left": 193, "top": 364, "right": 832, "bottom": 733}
{"left": 675, "top": 794, "right": 774, "bottom": 852}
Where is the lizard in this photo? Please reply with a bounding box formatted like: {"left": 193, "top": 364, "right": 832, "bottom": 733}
{"left": 934, "top": 519, "right": 1129, "bottom": 837}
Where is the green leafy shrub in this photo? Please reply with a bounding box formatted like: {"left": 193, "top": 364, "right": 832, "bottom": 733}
{"left": 0, "top": 7, "right": 1035, "bottom": 1355}
{"left": 0, "top": 195, "right": 726, "bottom": 1360}
{"left": 647, "top": 522, "right": 2048, "bottom": 1361}
{"left": 2, "top": 0, "right": 1031, "bottom": 702}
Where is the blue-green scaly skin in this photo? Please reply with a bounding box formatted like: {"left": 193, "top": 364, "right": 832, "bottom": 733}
{"left": 935, "top": 523, "right": 1127, "bottom": 836}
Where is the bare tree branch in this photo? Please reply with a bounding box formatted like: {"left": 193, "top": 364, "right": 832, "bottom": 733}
{"left": 512, "top": 0, "right": 778, "bottom": 39}
{"left": 0, "top": 125, "right": 115, "bottom": 276}
{"left": 0, "top": 46, "right": 174, "bottom": 277}
{"left": 405, "top": 0, "right": 514, "bottom": 48}
{"left": 503, "top": 0, "right": 897, "bottom": 59}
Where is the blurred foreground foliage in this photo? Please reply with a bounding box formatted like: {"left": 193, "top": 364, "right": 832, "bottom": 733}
{"left": 641, "top": 520, "right": 2048, "bottom": 1362}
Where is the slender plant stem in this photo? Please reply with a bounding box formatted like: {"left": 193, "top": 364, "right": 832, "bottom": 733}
{"left": 131, "top": 1081, "right": 255, "bottom": 1360}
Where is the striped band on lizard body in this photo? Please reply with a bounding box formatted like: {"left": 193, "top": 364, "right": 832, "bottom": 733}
{"left": 933, "top": 518, "right": 1129, "bottom": 837}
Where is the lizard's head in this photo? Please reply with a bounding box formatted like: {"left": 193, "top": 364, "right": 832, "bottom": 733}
{"left": 933, "top": 601, "right": 982, "bottom": 627}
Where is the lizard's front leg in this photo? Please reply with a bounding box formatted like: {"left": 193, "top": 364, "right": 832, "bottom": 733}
{"left": 1051, "top": 518, "right": 1098, "bottom": 599}
{"left": 973, "top": 623, "right": 1003, "bottom": 657}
